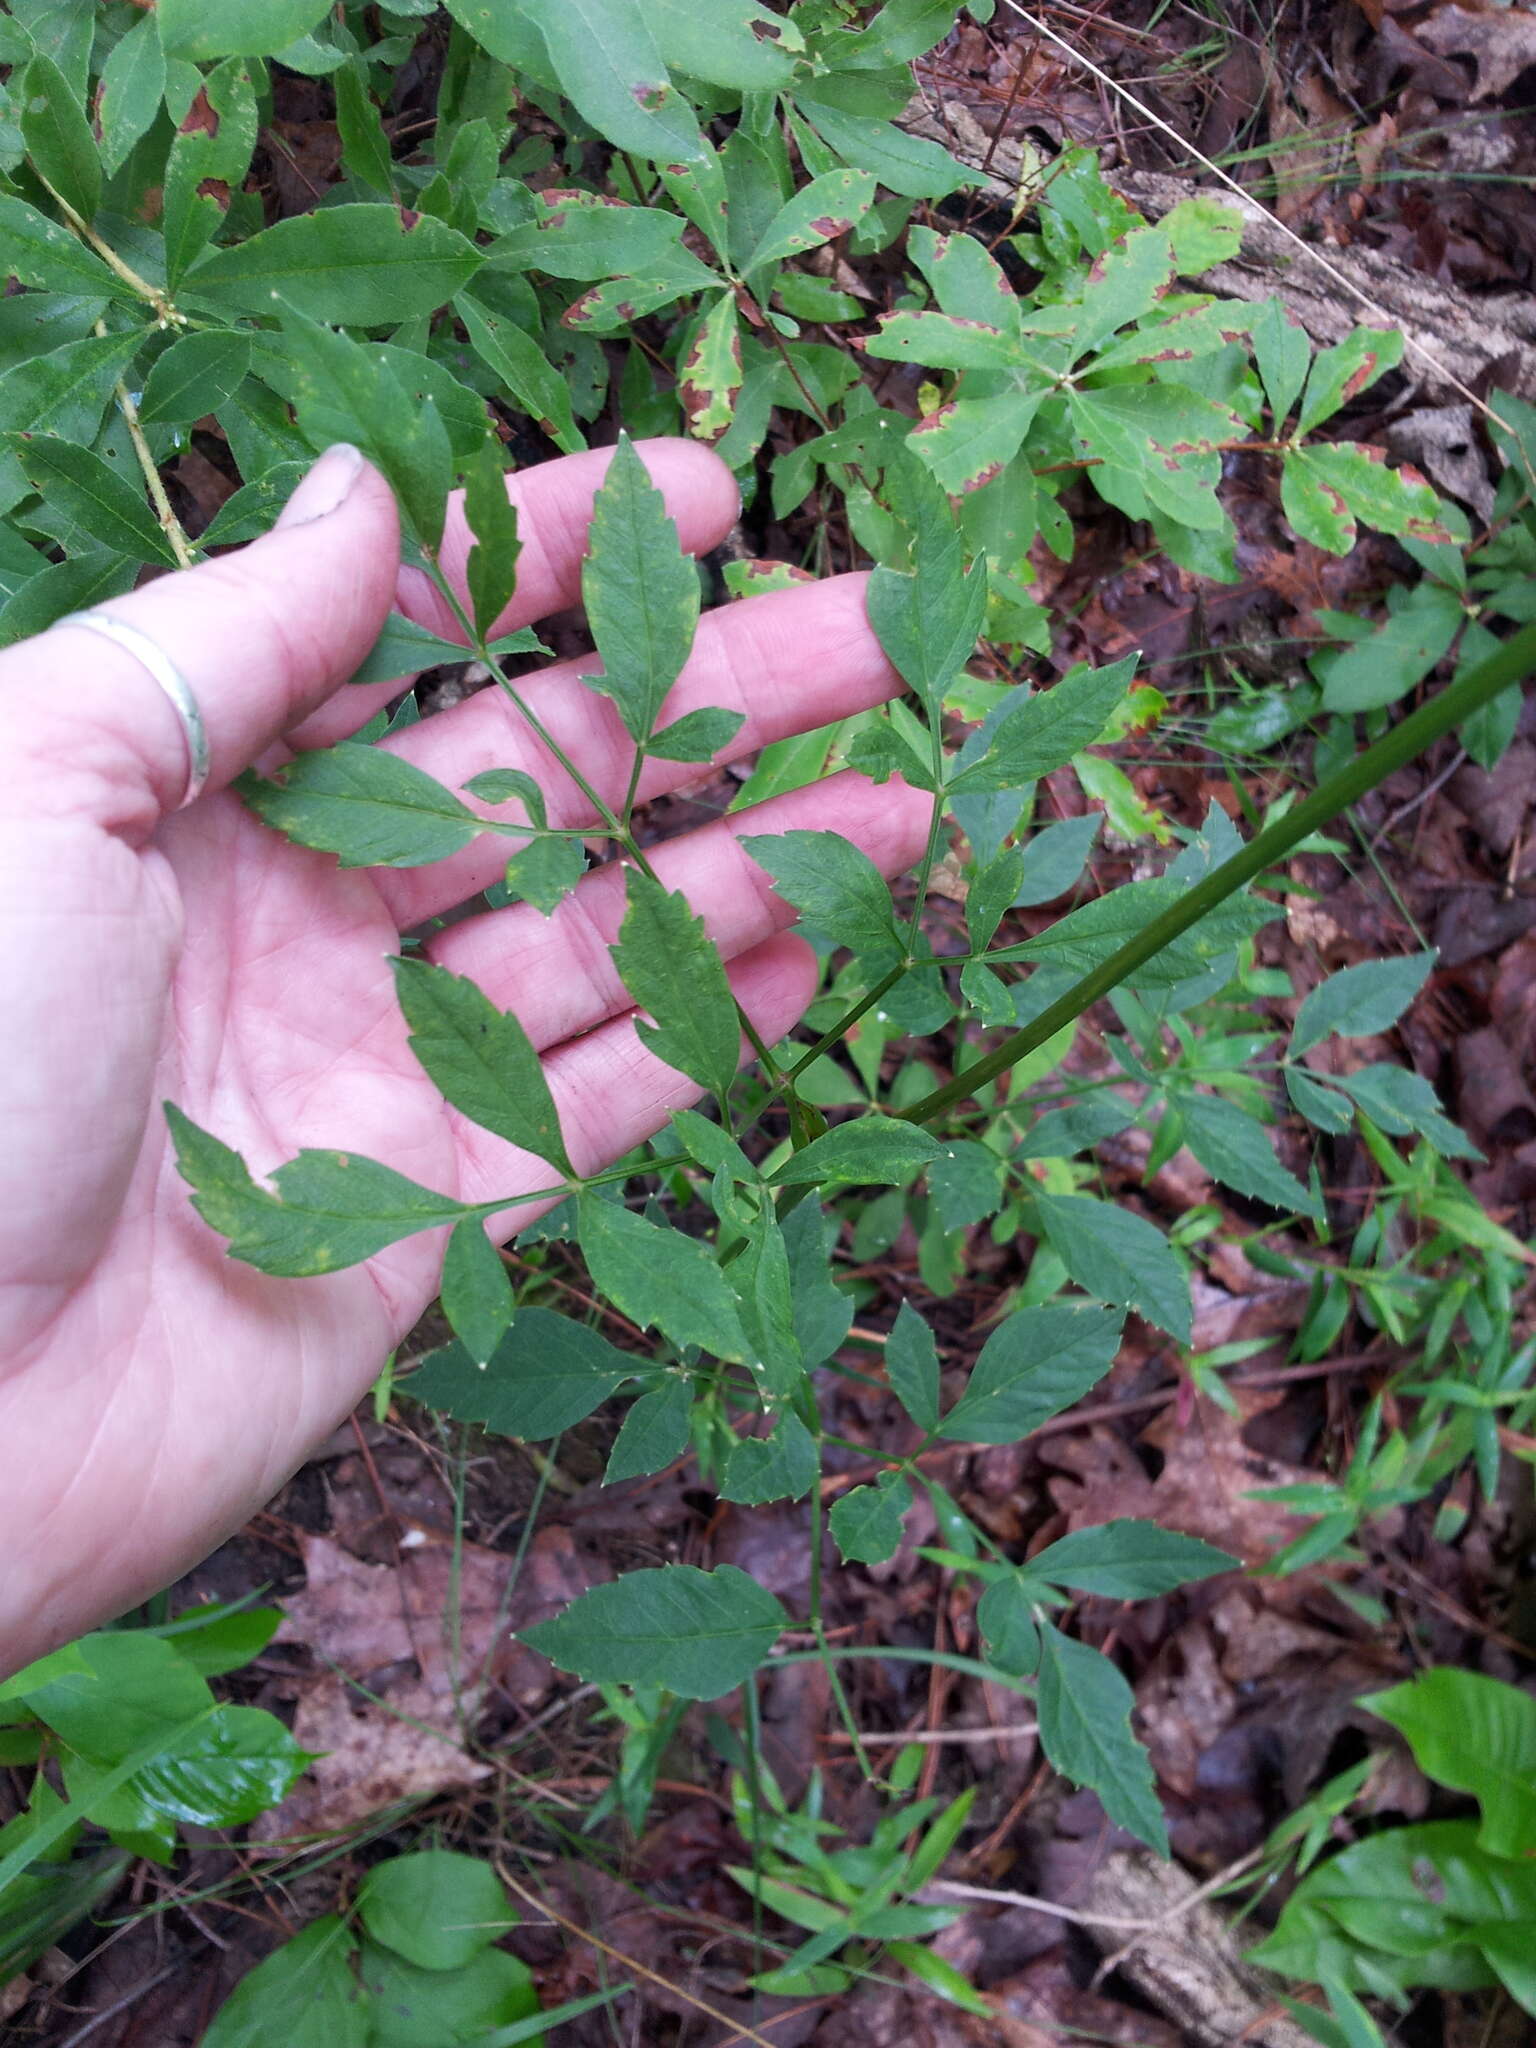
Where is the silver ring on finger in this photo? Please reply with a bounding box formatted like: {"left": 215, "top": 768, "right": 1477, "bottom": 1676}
{"left": 52, "top": 609, "right": 212, "bottom": 809}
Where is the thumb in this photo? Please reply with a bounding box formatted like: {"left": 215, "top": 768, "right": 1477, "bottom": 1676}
{"left": 2, "top": 444, "right": 399, "bottom": 839}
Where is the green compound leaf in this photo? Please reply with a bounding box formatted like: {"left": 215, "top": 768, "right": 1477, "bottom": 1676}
{"left": 502, "top": 834, "right": 587, "bottom": 917}
{"left": 492, "top": 193, "right": 713, "bottom": 283}
{"left": 742, "top": 829, "right": 905, "bottom": 972}
{"left": 1036, "top": 1622, "right": 1168, "bottom": 1854}
{"left": 940, "top": 1304, "right": 1123, "bottom": 1443}
{"left": 1028, "top": 1521, "right": 1238, "bottom": 1598}
{"left": 0, "top": 192, "right": 124, "bottom": 298}
{"left": 1035, "top": 1192, "right": 1191, "bottom": 1344}
{"left": 158, "top": 0, "right": 335, "bottom": 59}
{"left": 201, "top": 1915, "right": 366, "bottom": 2048}
{"left": 334, "top": 61, "right": 396, "bottom": 197}
{"left": 357, "top": 1850, "right": 513, "bottom": 1972}
{"left": 439, "top": 1217, "right": 515, "bottom": 1368}
{"left": 463, "top": 437, "right": 522, "bottom": 640}
{"left": 1069, "top": 384, "right": 1240, "bottom": 534}
{"left": 771, "top": 1116, "right": 942, "bottom": 1188}
{"left": 742, "top": 169, "right": 878, "bottom": 276}
{"left": 885, "top": 1299, "right": 940, "bottom": 1435}
{"left": 238, "top": 744, "right": 482, "bottom": 867}
{"left": 521, "top": 1565, "right": 787, "bottom": 1698}
{"left": 6, "top": 433, "right": 176, "bottom": 566}
{"left": 185, "top": 205, "right": 483, "bottom": 325}
{"left": 801, "top": 102, "right": 972, "bottom": 201}
{"left": 405, "top": 1309, "right": 638, "bottom": 1440}
{"left": 20, "top": 54, "right": 101, "bottom": 223}
{"left": 612, "top": 869, "right": 742, "bottom": 1104}
{"left": 721, "top": 1413, "right": 819, "bottom": 1504}
{"left": 829, "top": 1471, "right": 911, "bottom": 1565}
{"left": 581, "top": 432, "right": 700, "bottom": 746}
{"left": 1178, "top": 1093, "right": 1322, "bottom": 1220}
{"left": 947, "top": 655, "right": 1136, "bottom": 796}
{"left": 165, "top": 1106, "right": 469, "bottom": 1277}
{"left": 577, "top": 1195, "right": 748, "bottom": 1361}
{"left": 138, "top": 331, "right": 253, "bottom": 426}
{"left": 680, "top": 291, "right": 743, "bottom": 443}
{"left": 605, "top": 1377, "right": 692, "bottom": 1483}
{"left": 392, "top": 957, "right": 572, "bottom": 1176}
{"left": 1293, "top": 951, "right": 1436, "bottom": 1055}
{"left": 1366, "top": 1669, "right": 1536, "bottom": 1861}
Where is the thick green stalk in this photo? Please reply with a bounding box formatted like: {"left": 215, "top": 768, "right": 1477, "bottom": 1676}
{"left": 901, "top": 623, "right": 1536, "bottom": 1126}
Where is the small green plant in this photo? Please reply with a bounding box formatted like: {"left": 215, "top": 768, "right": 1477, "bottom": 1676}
{"left": 4, "top": 0, "right": 1536, "bottom": 2025}
{"left": 0, "top": 1604, "right": 303, "bottom": 1980}
{"left": 1251, "top": 1667, "right": 1536, "bottom": 2041}
{"left": 201, "top": 1847, "right": 552, "bottom": 2047}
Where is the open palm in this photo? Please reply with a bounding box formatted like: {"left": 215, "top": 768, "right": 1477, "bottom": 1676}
{"left": 0, "top": 440, "right": 925, "bottom": 1673}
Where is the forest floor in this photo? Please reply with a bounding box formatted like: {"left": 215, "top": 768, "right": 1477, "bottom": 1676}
{"left": 12, "top": 2, "right": 1536, "bottom": 2043}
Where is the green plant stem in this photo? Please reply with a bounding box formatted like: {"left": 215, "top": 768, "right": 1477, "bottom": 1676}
{"left": 774, "top": 1644, "right": 1031, "bottom": 1695}
{"left": 900, "top": 624, "right": 1536, "bottom": 1126}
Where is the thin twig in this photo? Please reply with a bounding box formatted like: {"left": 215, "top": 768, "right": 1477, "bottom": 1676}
{"left": 495, "top": 1863, "right": 785, "bottom": 2047}
{"left": 54, "top": 1963, "right": 179, "bottom": 2048}
{"left": 825, "top": 1721, "right": 1037, "bottom": 1746}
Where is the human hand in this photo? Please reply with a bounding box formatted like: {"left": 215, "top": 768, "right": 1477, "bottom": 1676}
{"left": 0, "top": 439, "right": 927, "bottom": 1673}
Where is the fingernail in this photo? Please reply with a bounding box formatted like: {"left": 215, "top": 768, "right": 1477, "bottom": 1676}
{"left": 277, "top": 443, "right": 365, "bottom": 529}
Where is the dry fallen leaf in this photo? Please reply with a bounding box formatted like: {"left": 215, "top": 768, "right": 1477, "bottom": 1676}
{"left": 1415, "top": 4, "right": 1536, "bottom": 100}
{"left": 253, "top": 1524, "right": 607, "bottom": 1835}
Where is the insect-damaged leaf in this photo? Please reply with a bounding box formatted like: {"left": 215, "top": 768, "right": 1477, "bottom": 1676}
{"left": 581, "top": 433, "right": 700, "bottom": 745}
{"left": 742, "top": 169, "right": 877, "bottom": 276}
{"left": 391, "top": 957, "right": 573, "bottom": 1177}
{"left": 612, "top": 868, "right": 742, "bottom": 1103}
{"left": 680, "top": 291, "right": 742, "bottom": 443}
